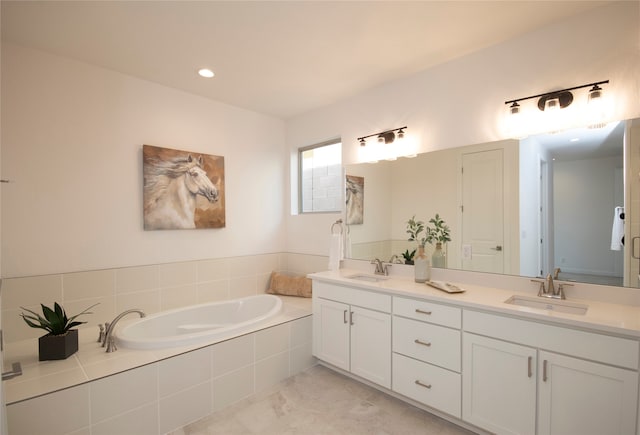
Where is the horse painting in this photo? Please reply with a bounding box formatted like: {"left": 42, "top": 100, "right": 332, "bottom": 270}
{"left": 143, "top": 145, "right": 225, "bottom": 230}
{"left": 345, "top": 175, "right": 364, "bottom": 225}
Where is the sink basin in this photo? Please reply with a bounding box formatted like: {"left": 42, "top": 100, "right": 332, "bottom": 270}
{"left": 504, "top": 295, "right": 588, "bottom": 315}
{"left": 346, "top": 273, "right": 389, "bottom": 283}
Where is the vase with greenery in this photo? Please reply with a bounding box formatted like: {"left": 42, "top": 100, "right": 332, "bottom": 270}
{"left": 425, "top": 213, "right": 451, "bottom": 268}
{"left": 406, "top": 215, "right": 430, "bottom": 282}
{"left": 20, "top": 302, "right": 98, "bottom": 361}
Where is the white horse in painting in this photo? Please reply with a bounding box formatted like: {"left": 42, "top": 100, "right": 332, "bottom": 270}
{"left": 345, "top": 176, "right": 363, "bottom": 225}
{"left": 144, "top": 154, "right": 219, "bottom": 229}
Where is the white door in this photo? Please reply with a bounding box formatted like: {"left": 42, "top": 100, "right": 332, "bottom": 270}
{"left": 538, "top": 351, "right": 639, "bottom": 435}
{"left": 313, "top": 298, "right": 350, "bottom": 371}
{"left": 350, "top": 306, "right": 391, "bottom": 388}
{"left": 461, "top": 149, "right": 504, "bottom": 273}
{"left": 462, "top": 333, "right": 536, "bottom": 435}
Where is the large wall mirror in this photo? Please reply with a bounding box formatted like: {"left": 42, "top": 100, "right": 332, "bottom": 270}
{"left": 344, "top": 118, "right": 640, "bottom": 288}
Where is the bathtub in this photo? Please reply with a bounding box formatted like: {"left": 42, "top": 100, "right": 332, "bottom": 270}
{"left": 115, "top": 294, "right": 283, "bottom": 349}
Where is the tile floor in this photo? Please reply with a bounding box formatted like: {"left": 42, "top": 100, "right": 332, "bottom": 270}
{"left": 172, "top": 365, "right": 477, "bottom": 435}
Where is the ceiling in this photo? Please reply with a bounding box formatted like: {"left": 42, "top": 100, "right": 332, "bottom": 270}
{"left": 1, "top": 1, "right": 612, "bottom": 119}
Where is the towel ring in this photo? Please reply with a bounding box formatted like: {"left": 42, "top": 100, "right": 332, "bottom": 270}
{"left": 331, "top": 219, "right": 343, "bottom": 235}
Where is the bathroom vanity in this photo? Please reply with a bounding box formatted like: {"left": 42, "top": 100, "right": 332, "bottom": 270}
{"left": 310, "top": 269, "right": 640, "bottom": 435}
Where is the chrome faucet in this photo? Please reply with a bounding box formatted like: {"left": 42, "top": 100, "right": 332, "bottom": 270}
{"left": 388, "top": 254, "right": 403, "bottom": 264}
{"left": 102, "top": 309, "right": 146, "bottom": 352}
{"left": 371, "top": 258, "right": 391, "bottom": 276}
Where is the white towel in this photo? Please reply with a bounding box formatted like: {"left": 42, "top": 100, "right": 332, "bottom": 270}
{"left": 611, "top": 206, "right": 624, "bottom": 251}
{"left": 328, "top": 233, "right": 343, "bottom": 270}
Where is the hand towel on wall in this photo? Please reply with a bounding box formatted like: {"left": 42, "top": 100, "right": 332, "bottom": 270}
{"left": 328, "top": 233, "right": 343, "bottom": 270}
{"left": 611, "top": 206, "right": 624, "bottom": 251}
{"left": 344, "top": 226, "right": 352, "bottom": 259}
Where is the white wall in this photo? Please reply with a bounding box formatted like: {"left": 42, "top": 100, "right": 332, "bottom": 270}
{"left": 285, "top": 1, "right": 640, "bottom": 257}
{"left": 1, "top": 43, "right": 287, "bottom": 278}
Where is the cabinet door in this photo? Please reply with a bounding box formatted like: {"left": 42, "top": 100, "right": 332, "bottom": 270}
{"left": 462, "top": 333, "right": 536, "bottom": 435}
{"left": 350, "top": 306, "right": 391, "bottom": 389}
{"left": 313, "top": 298, "right": 350, "bottom": 371}
{"left": 538, "top": 351, "right": 639, "bottom": 435}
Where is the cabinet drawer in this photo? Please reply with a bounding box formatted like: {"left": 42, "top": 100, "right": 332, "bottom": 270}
{"left": 314, "top": 281, "right": 391, "bottom": 312}
{"left": 464, "top": 310, "right": 639, "bottom": 369}
{"left": 392, "top": 353, "right": 461, "bottom": 418}
{"left": 393, "top": 296, "right": 461, "bottom": 329}
{"left": 393, "top": 316, "right": 461, "bottom": 372}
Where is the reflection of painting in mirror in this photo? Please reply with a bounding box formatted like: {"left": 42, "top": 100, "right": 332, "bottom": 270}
{"left": 344, "top": 118, "right": 640, "bottom": 288}
{"left": 143, "top": 145, "right": 225, "bottom": 230}
{"left": 346, "top": 175, "right": 364, "bottom": 225}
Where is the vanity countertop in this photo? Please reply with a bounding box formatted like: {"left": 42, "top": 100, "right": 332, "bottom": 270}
{"left": 309, "top": 269, "right": 640, "bottom": 338}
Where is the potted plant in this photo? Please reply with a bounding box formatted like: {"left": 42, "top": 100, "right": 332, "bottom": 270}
{"left": 402, "top": 248, "right": 416, "bottom": 265}
{"left": 20, "top": 302, "right": 98, "bottom": 361}
{"left": 425, "top": 213, "right": 451, "bottom": 268}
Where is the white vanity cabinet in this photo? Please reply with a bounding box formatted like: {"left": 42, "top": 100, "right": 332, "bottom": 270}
{"left": 463, "top": 310, "right": 640, "bottom": 435}
{"left": 391, "top": 297, "right": 462, "bottom": 418}
{"left": 312, "top": 281, "right": 392, "bottom": 388}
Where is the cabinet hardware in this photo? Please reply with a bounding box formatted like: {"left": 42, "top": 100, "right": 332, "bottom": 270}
{"left": 415, "top": 308, "right": 432, "bottom": 315}
{"left": 414, "top": 339, "right": 432, "bottom": 347}
{"left": 2, "top": 362, "right": 22, "bottom": 380}
{"left": 543, "top": 359, "right": 548, "bottom": 382}
{"left": 343, "top": 310, "right": 348, "bottom": 324}
{"left": 349, "top": 311, "right": 354, "bottom": 326}
{"left": 414, "top": 380, "right": 432, "bottom": 389}
{"left": 528, "top": 356, "right": 532, "bottom": 378}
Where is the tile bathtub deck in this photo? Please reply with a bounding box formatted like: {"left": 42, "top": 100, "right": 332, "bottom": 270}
{"left": 172, "top": 365, "right": 476, "bottom": 435}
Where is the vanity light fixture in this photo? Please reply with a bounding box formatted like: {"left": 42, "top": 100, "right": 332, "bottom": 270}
{"left": 505, "top": 80, "right": 609, "bottom": 113}
{"left": 357, "top": 126, "right": 408, "bottom": 146}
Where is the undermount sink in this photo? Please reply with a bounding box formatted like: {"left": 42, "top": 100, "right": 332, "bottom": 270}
{"left": 346, "top": 273, "right": 389, "bottom": 282}
{"left": 504, "top": 295, "right": 588, "bottom": 315}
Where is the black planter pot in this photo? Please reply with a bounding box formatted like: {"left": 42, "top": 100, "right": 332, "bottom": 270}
{"left": 38, "top": 329, "right": 79, "bottom": 361}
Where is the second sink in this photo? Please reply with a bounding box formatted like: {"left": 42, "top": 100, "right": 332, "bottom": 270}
{"left": 347, "top": 273, "right": 389, "bottom": 283}
{"left": 505, "top": 295, "right": 588, "bottom": 315}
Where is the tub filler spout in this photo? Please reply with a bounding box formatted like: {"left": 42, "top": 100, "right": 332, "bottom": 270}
{"left": 102, "top": 309, "right": 146, "bottom": 353}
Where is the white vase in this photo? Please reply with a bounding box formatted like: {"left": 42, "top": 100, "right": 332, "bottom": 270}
{"left": 414, "top": 245, "right": 431, "bottom": 283}
{"left": 432, "top": 242, "right": 446, "bottom": 268}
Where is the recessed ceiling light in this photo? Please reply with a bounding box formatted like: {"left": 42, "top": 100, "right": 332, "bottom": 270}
{"left": 570, "top": 138, "right": 580, "bottom": 142}
{"left": 198, "top": 68, "right": 215, "bottom": 78}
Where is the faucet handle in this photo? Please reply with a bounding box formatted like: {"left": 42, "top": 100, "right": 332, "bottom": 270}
{"left": 97, "top": 323, "right": 105, "bottom": 343}
{"left": 557, "top": 282, "right": 573, "bottom": 300}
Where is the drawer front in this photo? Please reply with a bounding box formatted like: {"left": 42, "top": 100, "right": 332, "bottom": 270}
{"left": 314, "top": 281, "right": 391, "bottom": 313}
{"left": 393, "top": 296, "right": 461, "bottom": 329}
{"left": 464, "top": 310, "right": 640, "bottom": 369}
{"left": 392, "top": 353, "right": 461, "bottom": 418}
{"left": 393, "top": 316, "right": 461, "bottom": 372}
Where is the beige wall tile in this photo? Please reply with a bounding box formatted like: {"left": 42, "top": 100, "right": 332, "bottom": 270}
{"left": 90, "top": 363, "right": 158, "bottom": 423}
{"left": 64, "top": 296, "right": 115, "bottom": 330}
{"left": 212, "top": 334, "right": 254, "bottom": 377}
{"left": 7, "top": 384, "right": 90, "bottom": 435}
{"left": 63, "top": 269, "right": 115, "bottom": 301}
{"left": 91, "top": 402, "right": 159, "bottom": 435}
{"left": 2, "top": 274, "right": 63, "bottom": 310}
{"left": 160, "top": 284, "right": 197, "bottom": 311}
{"left": 227, "top": 256, "right": 257, "bottom": 278}
{"left": 213, "top": 365, "right": 254, "bottom": 412}
{"left": 115, "top": 265, "right": 158, "bottom": 294}
{"left": 255, "top": 323, "right": 290, "bottom": 361}
{"left": 116, "top": 289, "right": 161, "bottom": 315}
{"left": 159, "top": 262, "right": 197, "bottom": 288}
{"left": 229, "top": 276, "right": 257, "bottom": 299}
{"left": 197, "top": 258, "right": 229, "bottom": 282}
{"left": 159, "top": 347, "right": 211, "bottom": 398}
{"left": 197, "top": 280, "right": 229, "bottom": 303}
{"left": 2, "top": 307, "right": 43, "bottom": 342}
{"left": 290, "top": 316, "right": 313, "bottom": 347}
{"left": 255, "top": 351, "right": 290, "bottom": 393}
{"left": 252, "top": 253, "right": 280, "bottom": 275}
{"left": 291, "top": 342, "right": 316, "bottom": 375}
{"left": 159, "top": 382, "right": 212, "bottom": 434}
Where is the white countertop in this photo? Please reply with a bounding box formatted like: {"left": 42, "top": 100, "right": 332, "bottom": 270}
{"left": 3, "top": 296, "right": 312, "bottom": 404}
{"left": 309, "top": 269, "right": 640, "bottom": 338}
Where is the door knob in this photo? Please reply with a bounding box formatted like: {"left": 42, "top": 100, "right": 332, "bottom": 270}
{"left": 490, "top": 246, "right": 503, "bottom": 251}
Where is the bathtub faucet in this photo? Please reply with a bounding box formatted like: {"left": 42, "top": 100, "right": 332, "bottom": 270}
{"left": 102, "top": 309, "right": 146, "bottom": 353}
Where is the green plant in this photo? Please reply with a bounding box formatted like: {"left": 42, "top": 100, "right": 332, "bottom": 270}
{"left": 402, "top": 249, "right": 416, "bottom": 264}
{"left": 425, "top": 213, "right": 452, "bottom": 244}
{"left": 406, "top": 215, "right": 427, "bottom": 246}
{"left": 20, "top": 302, "right": 98, "bottom": 336}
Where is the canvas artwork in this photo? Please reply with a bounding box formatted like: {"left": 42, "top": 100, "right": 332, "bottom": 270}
{"left": 143, "top": 144, "right": 225, "bottom": 230}
{"left": 346, "top": 175, "right": 364, "bottom": 225}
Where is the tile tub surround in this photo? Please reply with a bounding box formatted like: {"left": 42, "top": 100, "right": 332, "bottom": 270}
{"left": 1, "top": 252, "right": 328, "bottom": 343}
{"left": 5, "top": 300, "right": 314, "bottom": 435}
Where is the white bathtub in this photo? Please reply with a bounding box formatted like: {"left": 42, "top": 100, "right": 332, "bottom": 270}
{"left": 115, "top": 294, "right": 283, "bottom": 349}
